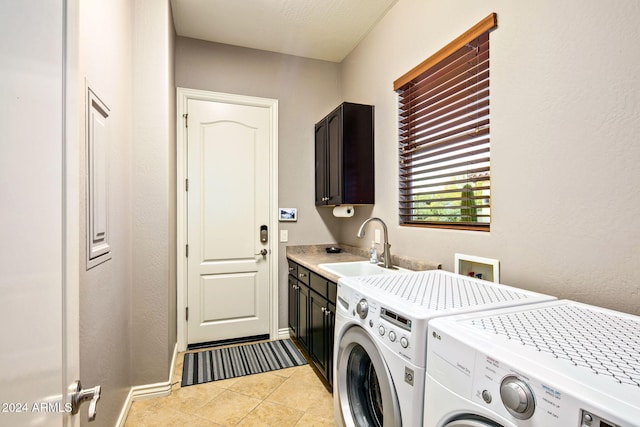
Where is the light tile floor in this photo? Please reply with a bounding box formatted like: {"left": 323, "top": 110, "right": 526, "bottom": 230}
{"left": 124, "top": 347, "right": 336, "bottom": 427}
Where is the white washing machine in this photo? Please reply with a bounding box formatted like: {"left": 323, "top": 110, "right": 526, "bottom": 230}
{"left": 333, "top": 270, "right": 556, "bottom": 427}
{"left": 425, "top": 300, "right": 640, "bottom": 427}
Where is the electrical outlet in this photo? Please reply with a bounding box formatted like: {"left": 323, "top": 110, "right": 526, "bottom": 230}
{"left": 280, "top": 230, "right": 289, "bottom": 242}
{"left": 374, "top": 229, "right": 381, "bottom": 244}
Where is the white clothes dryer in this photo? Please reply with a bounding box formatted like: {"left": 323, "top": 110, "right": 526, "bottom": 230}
{"left": 333, "top": 270, "right": 556, "bottom": 427}
{"left": 425, "top": 300, "right": 640, "bottom": 427}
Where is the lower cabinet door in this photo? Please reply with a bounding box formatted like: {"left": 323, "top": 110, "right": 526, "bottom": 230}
{"left": 288, "top": 276, "right": 298, "bottom": 337}
{"left": 298, "top": 283, "right": 310, "bottom": 350}
{"left": 310, "top": 292, "right": 335, "bottom": 384}
{"left": 310, "top": 293, "right": 327, "bottom": 373}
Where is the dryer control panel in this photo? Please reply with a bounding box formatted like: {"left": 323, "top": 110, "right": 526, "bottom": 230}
{"left": 581, "top": 410, "right": 619, "bottom": 427}
{"left": 426, "top": 301, "right": 640, "bottom": 427}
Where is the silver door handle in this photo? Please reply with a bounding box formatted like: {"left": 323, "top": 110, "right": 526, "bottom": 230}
{"left": 256, "top": 249, "right": 267, "bottom": 256}
{"left": 70, "top": 380, "right": 101, "bottom": 421}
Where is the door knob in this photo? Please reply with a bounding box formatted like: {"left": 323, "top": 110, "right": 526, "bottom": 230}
{"left": 70, "top": 380, "right": 101, "bottom": 421}
{"left": 256, "top": 249, "right": 267, "bottom": 256}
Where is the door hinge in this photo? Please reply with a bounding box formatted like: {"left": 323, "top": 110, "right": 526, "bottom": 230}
{"left": 183, "top": 113, "right": 188, "bottom": 128}
{"left": 186, "top": 307, "right": 189, "bottom": 321}
{"left": 185, "top": 244, "right": 189, "bottom": 257}
{"left": 185, "top": 178, "right": 189, "bottom": 191}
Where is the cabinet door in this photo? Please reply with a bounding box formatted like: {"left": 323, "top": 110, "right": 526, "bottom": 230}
{"left": 288, "top": 275, "right": 298, "bottom": 337}
{"left": 341, "top": 103, "right": 374, "bottom": 204}
{"left": 310, "top": 292, "right": 328, "bottom": 379}
{"left": 314, "top": 121, "right": 327, "bottom": 205}
{"left": 326, "top": 109, "right": 343, "bottom": 205}
{"left": 298, "top": 282, "right": 310, "bottom": 350}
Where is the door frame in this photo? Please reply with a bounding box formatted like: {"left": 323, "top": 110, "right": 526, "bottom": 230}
{"left": 65, "top": 0, "right": 81, "bottom": 424}
{"left": 176, "top": 87, "right": 279, "bottom": 351}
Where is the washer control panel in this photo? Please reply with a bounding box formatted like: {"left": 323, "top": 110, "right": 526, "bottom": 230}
{"left": 380, "top": 307, "right": 412, "bottom": 331}
{"left": 375, "top": 307, "right": 412, "bottom": 355}
{"left": 339, "top": 284, "right": 421, "bottom": 365}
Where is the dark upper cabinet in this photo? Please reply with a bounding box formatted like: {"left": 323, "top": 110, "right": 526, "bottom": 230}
{"left": 315, "top": 102, "right": 374, "bottom": 206}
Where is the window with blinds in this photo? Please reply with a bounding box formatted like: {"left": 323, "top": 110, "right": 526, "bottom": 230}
{"left": 394, "top": 14, "right": 497, "bottom": 231}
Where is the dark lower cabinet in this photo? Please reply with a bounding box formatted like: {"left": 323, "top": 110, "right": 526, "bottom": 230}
{"left": 310, "top": 293, "right": 335, "bottom": 385}
{"left": 287, "top": 259, "right": 336, "bottom": 388}
{"left": 288, "top": 261, "right": 309, "bottom": 350}
{"left": 298, "top": 284, "right": 309, "bottom": 350}
{"left": 288, "top": 275, "right": 300, "bottom": 337}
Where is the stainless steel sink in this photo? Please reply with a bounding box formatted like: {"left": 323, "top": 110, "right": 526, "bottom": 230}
{"left": 318, "top": 261, "right": 410, "bottom": 278}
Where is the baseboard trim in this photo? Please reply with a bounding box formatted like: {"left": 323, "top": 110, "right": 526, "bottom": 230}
{"left": 278, "top": 327, "right": 291, "bottom": 340}
{"left": 115, "top": 343, "right": 178, "bottom": 427}
{"left": 115, "top": 388, "right": 134, "bottom": 427}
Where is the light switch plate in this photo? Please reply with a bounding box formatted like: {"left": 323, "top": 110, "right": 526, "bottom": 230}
{"left": 280, "top": 230, "right": 289, "bottom": 242}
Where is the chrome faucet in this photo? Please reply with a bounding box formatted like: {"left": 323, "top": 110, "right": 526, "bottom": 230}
{"left": 356, "top": 217, "right": 393, "bottom": 269}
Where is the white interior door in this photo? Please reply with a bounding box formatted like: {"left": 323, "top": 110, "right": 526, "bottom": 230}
{"left": 0, "top": 1, "right": 80, "bottom": 425}
{"left": 186, "top": 96, "right": 274, "bottom": 345}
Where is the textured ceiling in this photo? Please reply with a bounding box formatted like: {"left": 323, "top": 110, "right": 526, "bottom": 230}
{"left": 170, "top": 0, "right": 398, "bottom": 62}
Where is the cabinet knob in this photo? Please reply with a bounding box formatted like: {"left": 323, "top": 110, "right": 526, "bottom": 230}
{"left": 298, "top": 273, "right": 307, "bottom": 278}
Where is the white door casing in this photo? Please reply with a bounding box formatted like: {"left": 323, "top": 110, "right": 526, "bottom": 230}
{"left": 177, "top": 89, "right": 279, "bottom": 349}
{"left": 0, "top": 0, "right": 80, "bottom": 425}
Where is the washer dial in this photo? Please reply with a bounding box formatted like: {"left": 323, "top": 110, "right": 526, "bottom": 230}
{"left": 355, "top": 299, "right": 369, "bottom": 319}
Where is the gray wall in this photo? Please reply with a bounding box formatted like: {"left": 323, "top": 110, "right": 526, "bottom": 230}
{"left": 338, "top": 0, "right": 640, "bottom": 315}
{"left": 178, "top": 0, "right": 640, "bottom": 323}
{"left": 79, "top": 1, "right": 176, "bottom": 425}
{"left": 175, "top": 37, "right": 344, "bottom": 328}
{"left": 131, "top": 0, "right": 177, "bottom": 387}
{"left": 78, "top": 1, "right": 133, "bottom": 425}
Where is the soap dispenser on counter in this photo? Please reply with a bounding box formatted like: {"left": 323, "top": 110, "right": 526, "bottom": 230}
{"left": 369, "top": 241, "right": 378, "bottom": 264}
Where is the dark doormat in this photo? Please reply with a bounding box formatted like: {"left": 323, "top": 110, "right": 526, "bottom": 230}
{"left": 181, "top": 339, "right": 307, "bottom": 387}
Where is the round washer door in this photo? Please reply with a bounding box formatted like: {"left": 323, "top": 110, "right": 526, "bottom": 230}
{"left": 336, "top": 326, "right": 401, "bottom": 427}
{"left": 444, "top": 417, "right": 504, "bottom": 427}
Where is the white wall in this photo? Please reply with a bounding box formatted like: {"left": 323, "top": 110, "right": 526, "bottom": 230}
{"left": 338, "top": 0, "right": 640, "bottom": 315}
